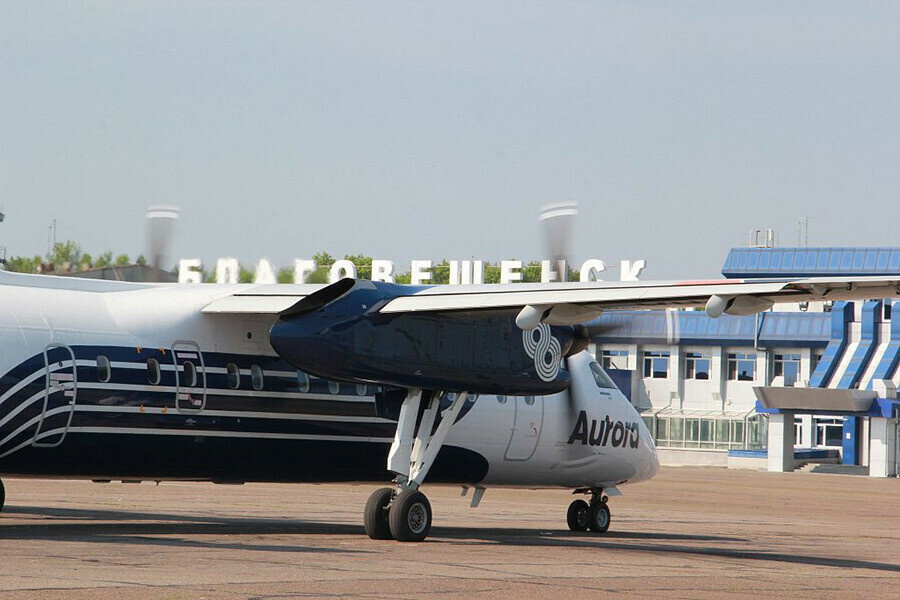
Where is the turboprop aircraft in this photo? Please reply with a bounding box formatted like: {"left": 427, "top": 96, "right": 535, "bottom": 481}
{"left": 1, "top": 265, "right": 898, "bottom": 542}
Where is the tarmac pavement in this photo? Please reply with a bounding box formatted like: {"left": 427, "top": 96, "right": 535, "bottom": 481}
{"left": 0, "top": 467, "right": 898, "bottom": 599}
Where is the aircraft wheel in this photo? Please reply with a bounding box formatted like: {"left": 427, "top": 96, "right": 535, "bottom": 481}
{"left": 364, "top": 487, "right": 394, "bottom": 540}
{"left": 566, "top": 499, "right": 590, "bottom": 532}
{"left": 388, "top": 489, "right": 431, "bottom": 542}
{"left": 588, "top": 501, "right": 611, "bottom": 533}
{"left": 0, "top": 478, "right": 4, "bottom": 513}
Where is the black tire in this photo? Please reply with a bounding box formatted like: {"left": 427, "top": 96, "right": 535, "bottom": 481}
{"left": 0, "top": 478, "right": 4, "bottom": 513}
{"left": 566, "top": 499, "right": 590, "bottom": 532}
{"left": 364, "top": 487, "right": 394, "bottom": 540}
{"left": 388, "top": 490, "right": 432, "bottom": 542}
{"left": 588, "top": 501, "right": 611, "bottom": 533}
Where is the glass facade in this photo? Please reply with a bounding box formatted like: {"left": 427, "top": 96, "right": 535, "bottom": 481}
{"left": 641, "top": 411, "right": 767, "bottom": 451}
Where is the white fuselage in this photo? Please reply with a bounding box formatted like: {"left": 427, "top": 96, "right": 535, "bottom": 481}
{"left": 0, "top": 276, "right": 658, "bottom": 490}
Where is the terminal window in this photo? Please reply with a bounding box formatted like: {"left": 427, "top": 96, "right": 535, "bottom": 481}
{"left": 643, "top": 351, "right": 670, "bottom": 379}
{"left": 685, "top": 352, "right": 710, "bottom": 380}
{"left": 773, "top": 353, "right": 802, "bottom": 386}
{"left": 727, "top": 353, "right": 756, "bottom": 381}
{"left": 815, "top": 417, "right": 844, "bottom": 448}
{"left": 601, "top": 350, "right": 629, "bottom": 370}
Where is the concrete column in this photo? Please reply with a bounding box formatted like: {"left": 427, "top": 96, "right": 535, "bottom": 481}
{"left": 869, "top": 417, "right": 897, "bottom": 478}
{"left": 799, "top": 414, "right": 814, "bottom": 449}
{"left": 669, "top": 344, "right": 682, "bottom": 410}
{"left": 767, "top": 411, "right": 796, "bottom": 472}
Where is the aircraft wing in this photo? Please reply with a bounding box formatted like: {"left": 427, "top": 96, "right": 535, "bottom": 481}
{"left": 200, "top": 276, "right": 900, "bottom": 325}
{"left": 376, "top": 276, "right": 900, "bottom": 326}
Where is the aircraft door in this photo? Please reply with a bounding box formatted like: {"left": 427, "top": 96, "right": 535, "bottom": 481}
{"left": 504, "top": 395, "right": 543, "bottom": 461}
{"left": 33, "top": 344, "right": 77, "bottom": 448}
{"left": 172, "top": 341, "right": 206, "bottom": 413}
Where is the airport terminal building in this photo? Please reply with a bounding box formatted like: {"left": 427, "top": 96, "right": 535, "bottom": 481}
{"left": 591, "top": 246, "right": 900, "bottom": 477}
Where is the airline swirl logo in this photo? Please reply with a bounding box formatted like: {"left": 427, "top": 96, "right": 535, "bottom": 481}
{"left": 522, "top": 323, "right": 562, "bottom": 382}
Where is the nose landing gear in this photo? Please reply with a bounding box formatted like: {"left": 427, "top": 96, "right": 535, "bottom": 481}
{"left": 567, "top": 488, "right": 610, "bottom": 533}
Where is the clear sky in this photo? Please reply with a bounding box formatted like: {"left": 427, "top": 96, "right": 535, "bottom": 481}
{"left": 1, "top": 2, "right": 898, "bottom": 279}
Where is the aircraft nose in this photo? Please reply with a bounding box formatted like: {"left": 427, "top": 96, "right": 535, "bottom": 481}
{"left": 634, "top": 429, "right": 660, "bottom": 482}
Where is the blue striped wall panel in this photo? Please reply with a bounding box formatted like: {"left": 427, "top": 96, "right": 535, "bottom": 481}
{"left": 837, "top": 301, "right": 882, "bottom": 389}
{"left": 809, "top": 302, "right": 853, "bottom": 388}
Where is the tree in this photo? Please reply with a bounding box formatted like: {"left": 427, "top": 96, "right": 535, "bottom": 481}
{"left": 522, "top": 261, "right": 542, "bottom": 283}
{"left": 5, "top": 254, "right": 42, "bottom": 274}
{"left": 48, "top": 240, "right": 81, "bottom": 270}
{"left": 277, "top": 267, "right": 294, "bottom": 284}
{"left": 239, "top": 266, "right": 254, "bottom": 283}
{"left": 115, "top": 254, "right": 130, "bottom": 266}
{"left": 95, "top": 251, "right": 113, "bottom": 268}
{"left": 343, "top": 254, "right": 372, "bottom": 280}
{"left": 306, "top": 251, "right": 335, "bottom": 283}
{"left": 431, "top": 259, "right": 450, "bottom": 284}
{"left": 136, "top": 255, "right": 147, "bottom": 266}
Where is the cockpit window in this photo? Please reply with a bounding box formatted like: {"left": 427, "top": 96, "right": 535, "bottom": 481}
{"left": 589, "top": 362, "right": 618, "bottom": 390}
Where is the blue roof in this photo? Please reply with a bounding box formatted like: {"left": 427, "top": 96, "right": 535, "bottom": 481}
{"left": 722, "top": 247, "right": 900, "bottom": 278}
{"left": 591, "top": 310, "right": 831, "bottom": 347}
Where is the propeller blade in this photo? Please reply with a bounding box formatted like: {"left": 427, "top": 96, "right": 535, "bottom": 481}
{"left": 539, "top": 202, "right": 578, "bottom": 282}
{"left": 145, "top": 205, "right": 180, "bottom": 280}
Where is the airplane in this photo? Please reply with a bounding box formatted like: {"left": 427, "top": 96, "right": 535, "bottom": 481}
{"left": 1, "top": 264, "right": 897, "bottom": 542}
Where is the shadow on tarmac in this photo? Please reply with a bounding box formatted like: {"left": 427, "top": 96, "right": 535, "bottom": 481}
{"left": 3, "top": 504, "right": 900, "bottom": 574}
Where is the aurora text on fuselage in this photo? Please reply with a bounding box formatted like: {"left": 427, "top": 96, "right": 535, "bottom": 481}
{"left": 567, "top": 410, "right": 640, "bottom": 449}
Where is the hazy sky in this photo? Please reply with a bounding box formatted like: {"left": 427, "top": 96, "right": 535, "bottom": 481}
{"left": 1, "top": 2, "right": 898, "bottom": 279}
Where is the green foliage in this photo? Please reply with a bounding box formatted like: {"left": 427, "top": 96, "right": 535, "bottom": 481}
{"left": 95, "top": 251, "right": 113, "bottom": 268}
{"left": 313, "top": 252, "right": 334, "bottom": 267}
{"left": 276, "top": 267, "right": 294, "bottom": 284}
{"left": 394, "top": 272, "right": 411, "bottom": 284}
{"left": 302, "top": 251, "right": 336, "bottom": 283}
{"left": 5, "top": 254, "right": 42, "bottom": 274}
{"left": 80, "top": 253, "right": 93, "bottom": 269}
{"left": 47, "top": 240, "right": 81, "bottom": 270}
{"left": 522, "top": 261, "right": 542, "bottom": 283}
{"left": 483, "top": 262, "right": 501, "bottom": 284}
{"left": 239, "top": 266, "right": 254, "bottom": 283}
{"left": 343, "top": 254, "right": 372, "bottom": 280}
{"left": 115, "top": 254, "right": 129, "bottom": 266}
{"left": 430, "top": 259, "right": 450, "bottom": 284}
{"left": 136, "top": 254, "right": 147, "bottom": 266}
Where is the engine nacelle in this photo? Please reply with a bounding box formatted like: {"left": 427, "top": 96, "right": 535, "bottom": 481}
{"left": 705, "top": 294, "right": 774, "bottom": 318}
{"left": 270, "top": 279, "right": 579, "bottom": 395}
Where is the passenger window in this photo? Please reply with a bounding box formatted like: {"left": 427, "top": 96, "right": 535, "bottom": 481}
{"left": 589, "top": 362, "right": 618, "bottom": 390}
{"left": 524, "top": 396, "right": 535, "bottom": 405}
{"left": 96, "top": 355, "right": 111, "bottom": 383}
{"left": 297, "top": 371, "right": 310, "bottom": 393}
{"left": 356, "top": 384, "right": 367, "bottom": 396}
{"left": 182, "top": 361, "right": 197, "bottom": 387}
{"left": 251, "top": 364, "right": 264, "bottom": 391}
{"left": 497, "top": 395, "right": 507, "bottom": 404}
{"left": 226, "top": 363, "right": 240, "bottom": 390}
{"left": 328, "top": 380, "right": 340, "bottom": 395}
{"left": 147, "top": 358, "right": 161, "bottom": 385}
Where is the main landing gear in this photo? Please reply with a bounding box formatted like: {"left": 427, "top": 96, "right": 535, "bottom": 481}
{"left": 566, "top": 488, "right": 610, "bottom": 533}
{"left": 0, "top": 478, "right": 5, "bottom": 513}
{"left": 364, "top": 389, "right": 468, "bottom": 542}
